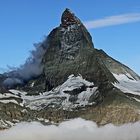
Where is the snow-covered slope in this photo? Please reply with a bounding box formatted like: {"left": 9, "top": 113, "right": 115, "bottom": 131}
{"left": 113, "top": 73, "right": 140, "bottom": 96}
{"left": 0, "top": 75, "right": 98, "bottom": 111}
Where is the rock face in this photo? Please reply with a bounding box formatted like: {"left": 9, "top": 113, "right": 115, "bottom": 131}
{"left": 43, "top": 9, "right": 116, "bottom": 90}
{"left": 0, "top": 9, "right": 140, "bottom": 129}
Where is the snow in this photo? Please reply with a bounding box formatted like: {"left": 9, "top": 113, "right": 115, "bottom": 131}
{"left": 2, "top": 72, "right": 139, "bottom": 111}
{"left": 0, "top": 99, "right": 19, "bottom": 104}
{"left": 31, "top": 82, "right": 35, "bottom": 87}
{"left": 133, "top": 97, "right": 140, "bottom": 102}
{"left": 0, "top": 75, "right": 98, "bottom": 111}
{"left": 61, "top": 74, "right": 94, "bottom": 92}
{"left": 113, "top": 73, "right": 136, "bottom": 82}
{"left": 37, "top": 118, "right": 49, "bottom": 123}
{"left": 0, "top": 120, "right": 14, "bottom": 129}
{"left": 0, "top": 93, "right": 20, "bottom": 99}
{"left": 77, "top": 87, "right": 97, "bottom": 106}
{"left": 9, "top": 89, "right": 27, "bottom": 96}
{"left": 113, "top": 73, "right": 140, "bottom": 96}
{"left": 0, "top": 91, "right": 23, "bottom": 105}
{"left": 0, "top": 90, "right": 27, "bottom": 106}
{"left": 25, "top": 75, "right": 98, "bottom": 110}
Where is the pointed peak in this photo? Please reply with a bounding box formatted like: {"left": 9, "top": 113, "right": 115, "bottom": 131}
{"left": 61, "top": 8, "right": 80, "bottom": 27}
{"left": 64, "top": 8, "right": 73, "bottom": 14}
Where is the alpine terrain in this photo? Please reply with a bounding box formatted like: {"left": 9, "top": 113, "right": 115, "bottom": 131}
{"left": 0, "top": 9, "right": 140, "bottom": 129}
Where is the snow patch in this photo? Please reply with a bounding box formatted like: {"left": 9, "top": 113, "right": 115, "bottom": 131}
{"left": 133, "top": 97, "right": 140, "bottom": 102}
{"left": 0, "top": 99, "right": 19, "bottom": 104}
{"left": 113, "top": 73, "right": 140, "bottom": 96}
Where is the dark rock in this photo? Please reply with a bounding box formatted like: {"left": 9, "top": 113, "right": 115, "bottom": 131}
{"left": 64, "top": 84, "right": 87, "bottom": 95}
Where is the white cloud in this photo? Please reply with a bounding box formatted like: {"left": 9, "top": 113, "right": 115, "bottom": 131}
{"left": 0, "top": 118, "right": 140, "bottom": 140}
{"left": 84, "top": 13, "right": 140, "bottom": 29}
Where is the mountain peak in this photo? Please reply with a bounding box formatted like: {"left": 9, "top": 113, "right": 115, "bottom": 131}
{"left": 44, "top": 8, "right": 94, "bottom": 61}
{"left": 61, "top": 8, "right": 80, "bottom": 27}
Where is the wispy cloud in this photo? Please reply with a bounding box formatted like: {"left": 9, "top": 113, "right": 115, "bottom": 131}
{"left": 84, "top": 13, "right": 140, "bottom": 29}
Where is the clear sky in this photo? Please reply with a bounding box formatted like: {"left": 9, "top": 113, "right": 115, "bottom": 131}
{"left": 0, "top": 0, "right": 140, "bottom": 74}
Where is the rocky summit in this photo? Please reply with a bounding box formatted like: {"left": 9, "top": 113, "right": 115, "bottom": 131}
{"left": 0, "top": 9, "right": 140, "bottom": 129}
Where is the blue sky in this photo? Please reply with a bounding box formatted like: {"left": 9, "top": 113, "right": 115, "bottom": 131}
{"left": 0, "top": 0, "right": 140, "bottom": 74}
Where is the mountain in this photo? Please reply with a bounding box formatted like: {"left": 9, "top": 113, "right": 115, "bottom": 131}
{"left": 0, "top": 9, "right": 140, "bottom": 129}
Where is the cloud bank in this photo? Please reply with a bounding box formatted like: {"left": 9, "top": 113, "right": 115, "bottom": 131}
{"left": 84, "top": 13, "right": 140, "bottom": 29}
{"left": 0, "top": 118, "right": 140, "bottom": 140}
